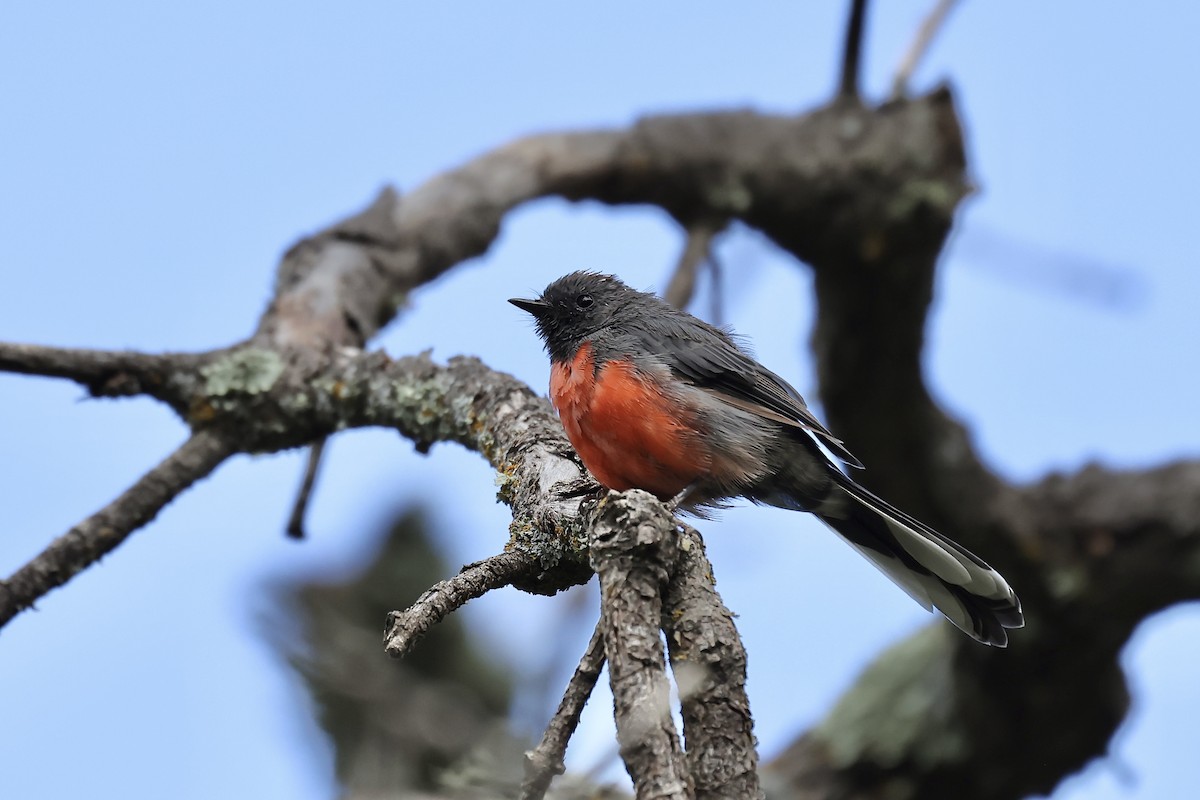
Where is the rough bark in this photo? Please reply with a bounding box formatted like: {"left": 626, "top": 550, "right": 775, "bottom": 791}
{"left": 664, "top": 526, "right": 761, "bottom": 800}
{"left": 588, "top": 491, "right": 692, "bottom": 800}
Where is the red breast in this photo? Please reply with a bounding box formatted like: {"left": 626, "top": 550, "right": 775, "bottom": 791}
{"left": 549, "top": 342, "right": 711, "bottom": 500}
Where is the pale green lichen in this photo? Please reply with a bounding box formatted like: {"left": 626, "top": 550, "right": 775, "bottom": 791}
{"left": 813, "top": 624, "right": 967, "bottom": 775}
{"left": 702, "top": 175, "right": 753, "bottom": 214}
{"left": 383, "top": 374, "right": 464, "bottom": 444}
{"left": 886, "top": 179, "right": 961, "bottom": 221}
{"left": 201, "top": 349, "right": 284, "bottom": 397}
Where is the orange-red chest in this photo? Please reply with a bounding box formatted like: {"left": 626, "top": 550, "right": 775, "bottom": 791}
{"left": 549, "top": 342, "right": 709, "bottom": 499}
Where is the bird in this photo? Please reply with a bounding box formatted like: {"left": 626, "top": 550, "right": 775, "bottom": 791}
{"left": 510, "top": 270, "right": 1023, "bottom": 646}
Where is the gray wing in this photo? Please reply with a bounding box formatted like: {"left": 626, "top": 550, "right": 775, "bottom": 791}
{"left": 633, "top": 316, "right": 863, "bottom": 468}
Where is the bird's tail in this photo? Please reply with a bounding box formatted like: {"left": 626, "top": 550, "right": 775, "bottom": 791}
{"left": 815, "top": 474, "right": 1024, "bottom": 646}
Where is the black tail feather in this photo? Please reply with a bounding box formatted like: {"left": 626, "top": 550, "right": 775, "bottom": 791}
{"left": 817, "top": 475, "right": 1024, "bottom": 647}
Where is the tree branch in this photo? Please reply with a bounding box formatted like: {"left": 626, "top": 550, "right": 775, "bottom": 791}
{"left": 522, "top": 621, "right": 607, "bottom": 800}
{"left": 664, "top": 222, "right": 722, "bottom": 311}
{"left": 384, "top": 552, "right": 537, "bottom": 658}
{"left": 588, "top": 491, "right": 692, "bottom": 799}
{"left": 891, "top": 0, "right": 961, "bottom": 100}
{"left": 0, "top": 429, "right": 235, "bottom": 628}
{"left": 0, "top": 341, "right": 204, "bottom": 411}
{"left": 285, "top": 437, "right": 327, "bottom": 539}
{"left": 663, "top": 526, "right": 760, "bottom": 800}
{"left": 837, "top": 0, "right": 870, "bottom": 100}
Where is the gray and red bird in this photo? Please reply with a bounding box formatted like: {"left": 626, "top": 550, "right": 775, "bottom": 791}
{"left": 511, "top": 271, "right": 1023, "bottom": 646}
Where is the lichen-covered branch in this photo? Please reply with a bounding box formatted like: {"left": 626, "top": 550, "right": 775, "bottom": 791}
{"left": 0, "top": 429, "right": 235, "bottom": 626}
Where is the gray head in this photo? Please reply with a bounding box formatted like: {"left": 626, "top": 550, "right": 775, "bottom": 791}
{"left": 509, "top": 271, "right": 641, "bottom": 362}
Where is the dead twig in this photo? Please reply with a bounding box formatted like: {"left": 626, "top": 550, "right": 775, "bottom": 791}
{"left": 664, "top": 222, "right": 722, "bottom": 311}
{"left": 522, "top": 621, "right": 607, "bottom": 800}
{"left": 285, "top": 437, "right": 327, "bottom": 539}
{"left": 0, "top": 430, "right": 236, "bottom": 629}
{"left": 0, "top": 341, "right": 203, "bottom": 407}
{"left": 891, "top": 0, "right": 961, "bottom": 99}
{"left": 837, "top": 0, "right": 870, "bottom": 100}
{"left": 384, "top": 551, "right": 536, "bottom": 657}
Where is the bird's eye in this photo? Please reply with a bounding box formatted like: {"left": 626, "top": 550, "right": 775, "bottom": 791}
{"left": 576, "top": 293, "right": 594, "bottom": 309}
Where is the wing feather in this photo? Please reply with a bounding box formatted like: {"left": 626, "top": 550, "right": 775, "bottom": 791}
{"left": 632, "top": 317, "right": 863, "bottom": 468}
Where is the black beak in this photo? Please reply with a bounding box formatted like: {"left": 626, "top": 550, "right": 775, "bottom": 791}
{"left": 508, "top": 297, "right": 549, "bottom": 316}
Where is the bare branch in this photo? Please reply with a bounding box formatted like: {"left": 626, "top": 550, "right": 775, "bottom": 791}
{"left": 0, "top": 341, "right": 202, "bottom": 405}
{"left": 0, "top": 429, "right": 236, "bottom": 629}
{"left": 706, "top": 251, "right": 725, "bottom": 326}
{"left": 837, "top": 0, "right": 870, "bottom": 100}
{"left": 587, "top": 490, "right": 692, "bottom": 800}
{"left": 663, "top": 223, "right": 721, "bottom": 310}
{"left": 663, "top": 526, "right": 760, "bottom": 800}
{"left": 285, "top": 438, "right": 327, "bottom": 540}
{"left": 384, "top": 552, "right": 536, "bottom": 658}
{"left": 522, "top": 622, "right": 607, "bottom": 800}
{"left": 891, "top": 0, "right": 962, "bottom": 100}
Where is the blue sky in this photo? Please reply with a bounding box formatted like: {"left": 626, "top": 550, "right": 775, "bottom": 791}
{"left": 2, "top": 3, "right": 1198, "bottom": 798}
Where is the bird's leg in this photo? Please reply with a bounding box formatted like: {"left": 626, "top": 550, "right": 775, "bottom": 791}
{"left": 665, "top": 482, "right": 699, "bottom": 512}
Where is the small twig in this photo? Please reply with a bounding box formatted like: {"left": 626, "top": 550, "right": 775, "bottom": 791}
{"left": 664, "top": 222, "right": 721, "bottom": 310}
{"left": 285, "top": 437, "right": 328, "bottom": 539}
{"left": 890, "top": 0, "right": 961, "bottom": 100}
{"left": 837, "top": 0, "right": 870, "bottom": 100}
{"left": 522, "top": 621, "right": 607, "bottom": 800}
{"left": 0, "top": 429, "right": 236, "bottom": 630}
{"left": 588, "top": 490, "right": 691, "bottom": 799}
{"left": 384, "top": 551, "right": 535, "bottom": 657}
{"left": 0, "top": 341, "right": 199, "bottom": 400}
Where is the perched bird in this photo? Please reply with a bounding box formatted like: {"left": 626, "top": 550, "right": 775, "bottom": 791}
{"left": 510, "top": 271, "right": 1023, "bottom": 646}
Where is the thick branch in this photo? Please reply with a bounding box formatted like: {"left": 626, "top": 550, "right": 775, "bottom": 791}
{"left": 327, "top": 351, "right": 597, "bottom": 593}
{"left": 0, "top": 429, "right": 235, "bottom": 628}
{"left": 663, "top": 526, "right": 760, "bottom": 800}
{"left": 244, "top": 91, "right": 971, "bottom": 375}
{"left": 588, "top": 491, "right": 691, "bottom": 799}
